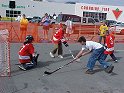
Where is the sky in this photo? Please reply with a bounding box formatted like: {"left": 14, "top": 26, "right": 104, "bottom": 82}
{"left": 45, "top": 0, "right": 124, "bottom": 6}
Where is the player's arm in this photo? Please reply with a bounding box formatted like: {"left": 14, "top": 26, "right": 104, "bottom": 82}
{"left": 82, "top": 50, "right": 91, "bottom": 56}
{"left": 75, "top": 49, "right": 91, "bottom": 59}
{"left": 75, "top": 50, "right": 83, "bottom": 59}
{"left": 29, "top": 44, "right": 35, "bottom": 57}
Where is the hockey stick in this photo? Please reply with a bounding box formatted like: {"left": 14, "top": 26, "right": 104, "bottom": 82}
{"left": 44, "top": 58, "right": 77, "bottom": 75}
{"left": 67, "top": 47, "right": 75, "bottom": 58}
{"left": 67, "top": 46, "right": 81, "bottom": 62}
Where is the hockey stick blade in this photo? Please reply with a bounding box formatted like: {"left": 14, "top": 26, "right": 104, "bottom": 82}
{"left": 44, "top": 71, "right": 53, "bottom": 75}
{"left": 44, "top": 58, "right": 77, "bottom": 75}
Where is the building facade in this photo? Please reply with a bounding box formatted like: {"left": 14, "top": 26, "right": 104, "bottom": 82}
{"left": 0, "top": 0, "right": 124, "bottom": 22}
{"left": 0, "top": 0, "right": 75, "bottom": 18}
{"left": 75, "top": 3, "right": 124, "bottom": 22}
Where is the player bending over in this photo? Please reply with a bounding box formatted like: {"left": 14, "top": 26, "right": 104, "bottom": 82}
{"left": 75, "top": 36, "right": 114, "bottom": 74}
{"left": 18, "top": 35, "right": 39, "bottom": 71}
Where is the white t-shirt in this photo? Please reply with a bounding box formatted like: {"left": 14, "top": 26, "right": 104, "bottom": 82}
{"left": 65, "top": 20, "right": 72, "bottom": 28}
{"left": 82, "top": 41, "right": 103, "bottom": 51}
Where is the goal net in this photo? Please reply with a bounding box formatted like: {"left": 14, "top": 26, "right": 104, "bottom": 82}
{"left": 0, "top": 29, "right": 10, "bottom": 76}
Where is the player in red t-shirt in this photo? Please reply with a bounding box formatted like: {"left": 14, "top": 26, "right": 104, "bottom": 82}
{"left": 49, "top": 24, "right": 69, "bottom": 58}
{"left": 104, "top": 30, "right": 118, "bottom": 62}
{"left": 18, "top": 35, "right": 39, "bottom": 70}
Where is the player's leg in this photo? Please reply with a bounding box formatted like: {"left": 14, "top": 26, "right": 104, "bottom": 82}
{"left": 24, "top": 29, "right": 27, "bottom": 41}
{"left": 32, "top": 54, "right": 39, "bottom": 65}
{"left": 18, "top": 54, "right": 39, "bottom": 71}
{"left": 19, "top": 60, "right": 37, "bottom": 71}
{"left": 98, "top": 48, "right": 114, "bottom": 73}
{"left": 50, "top": 44, "right": 58, "bottom": 57}
{"left": 86, "top": 52, "right": 98, "bottom": 74}
{"left": 20, "top": 29, "right": 24, "bottom": 42}
{"left": 97, "top": 47, "right": 111, "bottom": 68}
{"left": 110, "top": 53, "right": 118, "bottom": 62}
{"left": 58, "top": 42, "right": 63, "bottom": 58}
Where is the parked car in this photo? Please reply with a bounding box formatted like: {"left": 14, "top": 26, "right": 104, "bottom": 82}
{"left": 114, "top": 22, "right": 122, "bottom": 26}
{"left": 26, "top": 16, "right": 33, "bottom": 21}
{"left": 115, "top": 23, "right": 124, "bottom": 33}
{"left": 29, "top": 16, "right": 41, "bottom": 23}
{"left": 110, "top": 22, "right": 124, "bottom": 34}
{"left": 104, "top": 20, "right": 117, "bottom": 26}
{"left": 82, "top": 17, "right": 100, "bottom": 25}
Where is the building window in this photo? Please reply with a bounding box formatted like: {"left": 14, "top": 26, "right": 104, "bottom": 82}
{"left": 82, "top": 18, "right": 86, "bottom": 23}
{"left": 6, "top": 10, "right": 21, "bottom": 17}
{"left": 83, "top": 11, "right": 107, "bottom": 21}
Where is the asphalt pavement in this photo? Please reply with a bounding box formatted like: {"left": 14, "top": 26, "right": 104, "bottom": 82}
{"left": 0, "top": 43, "right": 124, "bottom": 93}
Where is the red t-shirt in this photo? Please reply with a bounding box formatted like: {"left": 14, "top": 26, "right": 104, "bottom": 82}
{"left": 19, "top": 43, "right": 34, "bottom": 63}
{"left": 104, "top": 34, "right": 115, "bottom": 54}
{"left": 52, "top": 28, "right": 64, "bottom": 44}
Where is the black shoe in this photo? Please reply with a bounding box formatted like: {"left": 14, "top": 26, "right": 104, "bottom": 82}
{"left": 34, "top": 54, "right": 39, "bottom": 65}
{"left": 105, "top": 65, "right": 114, "bottom": 73}
{"left": 85, "top": 69, "right": 94, "bottom": 74}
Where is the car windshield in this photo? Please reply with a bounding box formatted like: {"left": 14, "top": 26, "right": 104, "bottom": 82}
{"left": 33, "top": 16, "right": 41, "bottom": 19}
{"left": 120, "top": 23, "right": 124, "bottom": 27}
{"left": 116, "top": 22, "right": 121, "bottom": 25}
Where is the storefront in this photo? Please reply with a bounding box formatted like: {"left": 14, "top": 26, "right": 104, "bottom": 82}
{"left": 75, "top": 3, "right": 124, "bottom": 22}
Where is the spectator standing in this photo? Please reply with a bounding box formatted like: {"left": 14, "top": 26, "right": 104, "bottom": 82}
{"left": 20, "top": 14, "right": 28, "bottom": 42}
{"left": 41, "top": 13, "right": 50, "bottom": 40}
{"left": 98, "top": 21, "right": 108, "bottom": 44}
{"left": 65, "top": 17, "right": 73, "bottom": 40}
{"left": 53, "top": 13, "right": 57, "bottom": 20}
{"left": 58, "top": 12, "right": 62, "bottom": 23}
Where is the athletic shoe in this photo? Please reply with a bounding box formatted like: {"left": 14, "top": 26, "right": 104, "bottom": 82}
{"left": 85, "top": 69, "right": 94, "bottom": 74}
{"left": 114, "top": 60, "right": 118, "bottom": 63}
{"left": 105, "top": 65, "right": 114, "bottom": 73}
{"left": 49, "top": 52, "right": 55, "bottom": 58}
{"left": 18, "top": 65, "right": 26, "bottom": 71}
{"left": 58, "top": 55, "right": 63, "bottom": 58}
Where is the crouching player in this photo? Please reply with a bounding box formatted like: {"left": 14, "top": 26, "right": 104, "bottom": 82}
{"left": 18, "top": 35, "right": 39, "bottom": 71}
{"left": 50, "top": 23, "right": 69, "bottom": 58}
{"left": 75, "top": 36, "right": 114, "bottom": 74}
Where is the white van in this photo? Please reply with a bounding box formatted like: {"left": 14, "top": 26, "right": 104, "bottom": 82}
{"left": 56, "top": 14, "right": 100, "bottom": 25}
